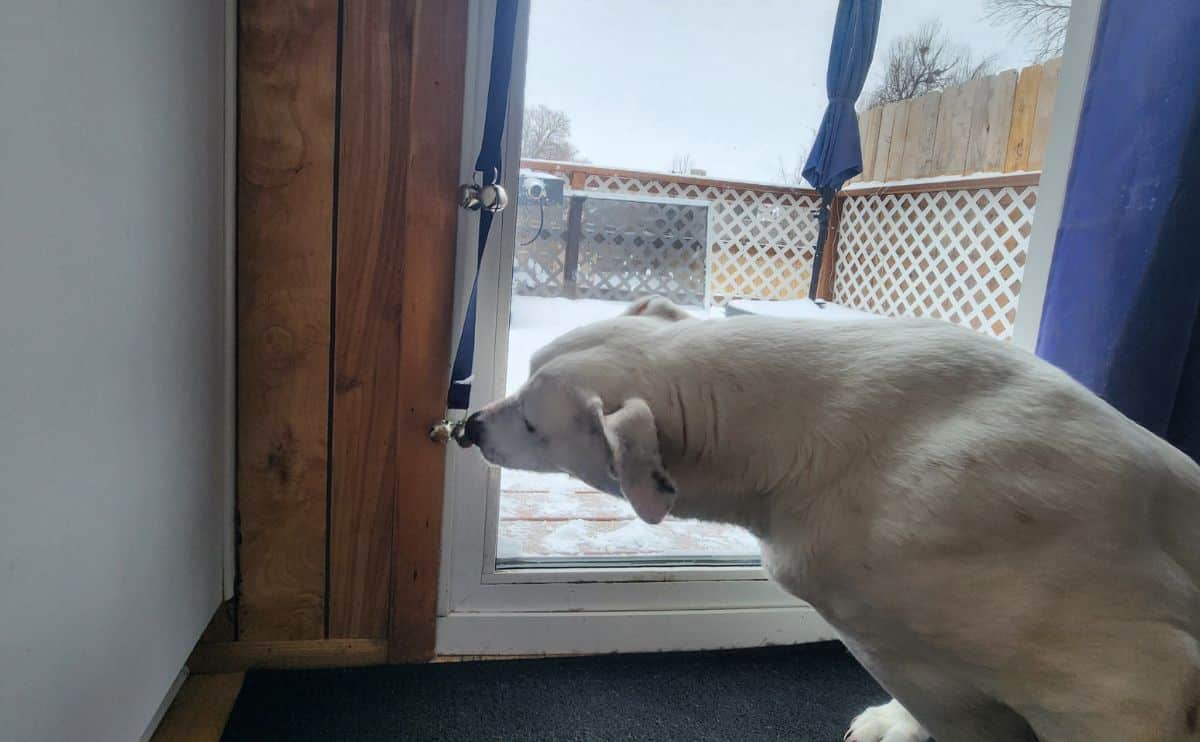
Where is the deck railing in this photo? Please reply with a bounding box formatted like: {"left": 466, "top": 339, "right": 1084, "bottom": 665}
{"left": 519, "top": 161, "right": 1040, "bottom": 340}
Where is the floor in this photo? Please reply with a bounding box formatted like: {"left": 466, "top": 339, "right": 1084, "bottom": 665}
{"left": 150, "top": 673, "right": 244, "bottom": 742}
{"left": 217, "top": 642, "right": 884, "bottom": 741}
{"left": 150, "top": 643, "right": 883, "bottom": 741}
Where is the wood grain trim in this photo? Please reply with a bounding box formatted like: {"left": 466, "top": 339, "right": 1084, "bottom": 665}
{"left": 188, "top": 640, "right": 388, "bottom": 674}
{"left": 843, "top": 171, "right": 1041, "bottom": 197}
{"left": 237, "top": 0, "right": 337, "bottom": 641}
{"left": 814, "top": 195, "right": 844, "bottom": 301}
{"left": 149, "top": 673, "right": 245, "bottom": 741}
{"left": 326, "top": 0, "right": 415, "bottom": 641}
{"left": 328, "top": 0, "right": 467, "bottom": 659}
{"left": 199, "top": 601, "right": 237, "bottom": 643}
{"left": 522, "top": 159, "right": 818, "bottom": 197}
{"left": 387, "top": 0, "right": 468, "bottom": 663}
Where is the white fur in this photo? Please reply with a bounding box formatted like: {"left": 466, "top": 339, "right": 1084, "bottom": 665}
{"left": 466, "top": 296, "right": 1200, "bottom": 742}
{"left": 847, "top": 699, "right": 929, "bottom": 742}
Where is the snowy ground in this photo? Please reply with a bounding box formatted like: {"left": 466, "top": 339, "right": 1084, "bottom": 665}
{"left": 497, "top": 295, "right": 879, "bottom": 560}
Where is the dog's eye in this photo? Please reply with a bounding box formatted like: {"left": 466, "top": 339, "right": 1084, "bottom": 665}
{"left": 523, "top": 418, "right": 537, "bottom": 434}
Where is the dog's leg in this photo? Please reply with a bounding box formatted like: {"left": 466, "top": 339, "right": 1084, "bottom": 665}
{"left": 847, "top": 694, "right": 1041, "bottom": 742}
{"left": 840, "top": 640, "right": 1037, "bottom": 742}
{"left": 845, "top": 699, "right": 929, "bottom": 742}
{"left": 1005, "top": 622, "right": 1200, "bottom": 742}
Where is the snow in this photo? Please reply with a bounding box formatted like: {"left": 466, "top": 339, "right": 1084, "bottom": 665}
{"left": 725, "top": 298, "right": 883, "bottom": 321}
{"left": 498, "top": 295, "right": 879, "bottom": 560}
{"left": 504, "top": 296, "right": 714, "bottom": 395}
{"left": 843, "top": 170, "right": 1037, "bottom": 193}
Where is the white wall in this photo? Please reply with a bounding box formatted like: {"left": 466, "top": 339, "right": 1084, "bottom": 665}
{"left": 0, "top": 2, "right": 227, "bottom": 740}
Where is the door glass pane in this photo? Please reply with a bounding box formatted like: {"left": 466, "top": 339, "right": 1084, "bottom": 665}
{"left": 499, "top": 190, "right": 760, "bottom": 565}
{"left": 497, "top": 0, "right": 1052, "bottom": 566}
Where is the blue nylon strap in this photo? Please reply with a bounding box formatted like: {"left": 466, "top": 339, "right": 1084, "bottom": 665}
{"left": 447, "top": 0, "right": 519, "bottom": 412}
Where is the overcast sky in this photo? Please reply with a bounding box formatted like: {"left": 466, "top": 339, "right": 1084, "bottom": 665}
{"left": 524, "top": 0, "right": 1052, "bottom": 184}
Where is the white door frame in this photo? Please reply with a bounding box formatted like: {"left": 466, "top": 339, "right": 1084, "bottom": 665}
{"left": 1010, "top": 0, "right": 1103, "bottom": 351}
{"left": 436, "top": 0, "right": 827, "bottom": 656}
{"left": 436, "top": 0, "right": 1102, "bottom": 657}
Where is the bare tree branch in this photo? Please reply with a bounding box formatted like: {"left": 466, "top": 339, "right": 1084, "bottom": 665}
{"left": 863, "top": 20, "right": 998, "bottom": 108}
{"left": 670, "top": 153, "right": 696, "bottom": 175}
{"left": 521, "top": 105, "right": 582, "bottom": 162}
{"left": 985, "top": 0, "right": 1071, "bottom": 62}
{"left": 777, "top": 127, "right": 819, "bottom": 186}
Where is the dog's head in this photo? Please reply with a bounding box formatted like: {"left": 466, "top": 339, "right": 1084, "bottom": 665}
{"left": 459, "top": 296, "right": 690, "bottom": 523}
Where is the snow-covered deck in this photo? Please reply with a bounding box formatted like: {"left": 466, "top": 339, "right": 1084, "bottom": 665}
{"left": 497, "top": 295, "right": 879, "bottom": 561}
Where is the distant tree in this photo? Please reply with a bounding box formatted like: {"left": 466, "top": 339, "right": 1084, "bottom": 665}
{"left": 521, "top": 105, "right": 581, "bottom": 162}
{"left": 864, "top": 21, "right": 997, "bottom": 108}
{"left": 776, "top": 128, "right": 819, "bottom": 186}
{"left": 775, "top": 155, "right": 806, "bottom": 186}
{"left": 670, "top": 153, "right": 696, "bottom": 175}
{"left": 985, "top": 0, "right": 1071, "bottom": 62}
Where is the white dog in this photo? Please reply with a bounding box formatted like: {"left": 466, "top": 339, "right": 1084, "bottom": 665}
{"left": 459, "top": 295, "right": 1200, "bottom": 742}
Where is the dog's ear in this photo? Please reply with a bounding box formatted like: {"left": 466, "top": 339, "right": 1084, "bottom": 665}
{"left": 623, "top": 295, "right": 691, "bottom": 322}
{"left": 590, "top": 397, "right": 677, "bottom": 524}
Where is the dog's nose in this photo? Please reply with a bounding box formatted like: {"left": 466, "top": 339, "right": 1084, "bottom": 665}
{"left": 460, "top": 412, "right": 485, "bottom": 448}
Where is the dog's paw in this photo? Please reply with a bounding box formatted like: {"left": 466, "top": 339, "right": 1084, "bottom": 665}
{"left": 845, "top": 699, "right": 930, "bottom": 742}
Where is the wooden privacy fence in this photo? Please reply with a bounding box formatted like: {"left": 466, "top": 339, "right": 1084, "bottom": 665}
{"left": 855, "top": 57, "right": 1062, "bottom": 182}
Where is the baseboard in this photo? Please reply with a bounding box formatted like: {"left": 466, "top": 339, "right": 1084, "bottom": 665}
{"left": 187, "top": 639, "right": 388, "bottom": 674}
{"left": 138, "top": 666, "right": 189, "bottom": 742}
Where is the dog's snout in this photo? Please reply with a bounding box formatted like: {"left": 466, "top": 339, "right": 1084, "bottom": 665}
{"left": 460, "top": 412, "right": 485, "bottom": 448}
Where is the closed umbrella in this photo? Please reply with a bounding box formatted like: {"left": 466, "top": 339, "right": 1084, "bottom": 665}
{"left": 802, "top": 0, "right": 882, "bottom": 300}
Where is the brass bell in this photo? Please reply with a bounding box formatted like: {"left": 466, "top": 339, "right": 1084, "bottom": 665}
{"left": 458, "top": 181, "right": 509, "bottom": 214}
{"left": 478, "top": 183, "right": 509, "bottom": 213}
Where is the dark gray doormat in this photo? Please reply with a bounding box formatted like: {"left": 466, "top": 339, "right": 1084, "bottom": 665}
{"left": 221, "top": 640, "right": 885, "bottom": 741}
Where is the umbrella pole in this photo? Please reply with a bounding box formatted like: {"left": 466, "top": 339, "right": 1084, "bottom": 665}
{"left": 807, "top": 190, "right": 832, "bottom": 302}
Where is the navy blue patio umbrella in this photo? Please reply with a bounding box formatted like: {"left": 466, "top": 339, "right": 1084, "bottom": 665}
{"left": 802, "top": 0, "right": 882, "bottom": 300}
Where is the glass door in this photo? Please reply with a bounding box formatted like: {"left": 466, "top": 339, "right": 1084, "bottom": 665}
{"left": 437, "top": 0, "right": 1095, "bottom": 656}
{"left": 437, "top": 0, "right": 822, "bottom": 656}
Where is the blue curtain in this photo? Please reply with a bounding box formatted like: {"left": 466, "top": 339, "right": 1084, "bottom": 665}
{"left": 1036, "top": 0, "right": 1200, "bottom": 459}
{"left": 802, "top": 0, "right": 882, "bottom": 192}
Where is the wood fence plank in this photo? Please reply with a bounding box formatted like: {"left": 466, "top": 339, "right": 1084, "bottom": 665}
{"left": 872, "top": 102, "right": 900, "bottom": 181}
{"left": 845, "top": 113, "right": 870, "bottom": 184}
{"left": 237, "top": 0, "right": 337, "bottom": 641}
{"left": 1004, "top": 63, "right": 1043, "bottom": 172}
{"left": 899, "top": 91, "right": 941, "bottom": 179}
{"left": 860, "top": 106, "right": 883, "bottom": 181}
{"left": 967, "top": 69, "right": 1018, "bottom": 174}
{"left": 932, "top": 79, "right": 977, "bottom": 176}
{"left": 884, "top": 99, "right": 910, "bottom": 181}
{"left": 1029, "top": 56, "right": 1063, "bottom": 170}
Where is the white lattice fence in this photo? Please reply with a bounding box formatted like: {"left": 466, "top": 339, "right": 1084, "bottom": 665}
{"left": 513, "top": 202, "right": 569, "bottom": 297}
{"left": 582, "top": 174, "right": 820, "bottom": 303}
{"left": 574, "top": 196, "right": 708, "bottom": 305}
{"left": 832, "top": 185, "right": 1038, "bottom": 339}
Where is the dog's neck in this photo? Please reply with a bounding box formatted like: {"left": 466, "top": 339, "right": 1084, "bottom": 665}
{"left": 641, "top": 369, "right": 852, "bottom": 540}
